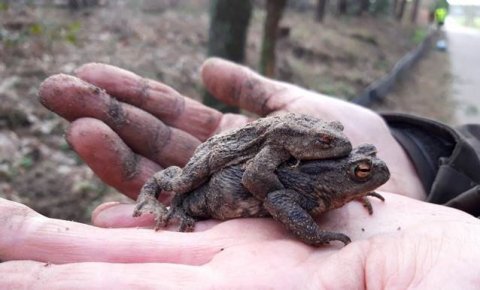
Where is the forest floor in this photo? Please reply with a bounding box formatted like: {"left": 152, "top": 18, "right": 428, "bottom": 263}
{"left": 0, "top": 1, "right": 450, "bottom": 223}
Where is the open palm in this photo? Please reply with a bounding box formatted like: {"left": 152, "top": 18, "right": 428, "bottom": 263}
{"left": 1, "top": 193, "right": 479, "bottom": 288}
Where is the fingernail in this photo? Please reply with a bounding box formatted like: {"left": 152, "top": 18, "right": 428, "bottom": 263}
{"left": 91, "top": 201, "right": 122, "bottom": 223}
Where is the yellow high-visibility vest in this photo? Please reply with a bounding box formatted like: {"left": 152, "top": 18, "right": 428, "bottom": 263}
{"left": 435, "top": 8, "right": 447, "bottom": 23}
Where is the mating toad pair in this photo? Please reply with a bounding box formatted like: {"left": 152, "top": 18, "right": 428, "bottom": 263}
{"left": 133, "top": 113, "right": 390, "bottom": 246}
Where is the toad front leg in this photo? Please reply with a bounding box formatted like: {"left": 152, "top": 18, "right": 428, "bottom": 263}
{"left": 132, "top": 177, "right": 168, "bottom": 229}
{"left": 132, "top": 166, "right": 184, "bottom": 226}
{"left": 264, "top": 189, "right": 351, "bottom": 246}
{"left": 242, "top": 145, "right": 291, "bottom": 200}
{"left": 133, "top": 158, "right": 211, "bottom": 221}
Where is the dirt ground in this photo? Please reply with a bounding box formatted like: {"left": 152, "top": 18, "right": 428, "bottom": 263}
{"left": 372, "top": 32, "right": 454, "bottom": 124}
{"left": 0, "top": 1, "right": 447, "bottom": 223}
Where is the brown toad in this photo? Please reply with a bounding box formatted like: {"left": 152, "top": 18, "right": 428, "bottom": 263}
{"left": 133, "top": 113, "right": 352, "bottom": 222}
{"left": 143, "top": 144, "right": 389, "bottom": 246}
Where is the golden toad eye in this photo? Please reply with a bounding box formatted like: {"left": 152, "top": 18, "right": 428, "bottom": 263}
{"left": 353, "top": 161, "right": 372, "bottom": 180}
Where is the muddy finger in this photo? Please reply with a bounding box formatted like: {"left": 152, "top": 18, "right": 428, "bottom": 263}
{"left": 75, "top": 63, "right": 223, "bottom": 141}
{"left": 66, "top": 118, "right": 164, "bottom": 200}
{"left": 39, "top": 74, "right": 200, "bottom": 167}
{"left": 201, "top": 57, "right": 299, "bottom": 116}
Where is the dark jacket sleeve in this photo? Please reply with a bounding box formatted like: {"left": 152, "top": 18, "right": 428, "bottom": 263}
{"left": 382, "top": 113, "right": 480, "bottom": 217}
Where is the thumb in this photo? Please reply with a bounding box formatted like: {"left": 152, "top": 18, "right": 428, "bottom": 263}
{"left": 200, "top": 58, "right": 298, "bottom": 116}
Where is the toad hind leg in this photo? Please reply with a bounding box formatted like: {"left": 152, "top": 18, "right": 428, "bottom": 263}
{"left": 264, "top": 189, "right": 351, "bottom": 246}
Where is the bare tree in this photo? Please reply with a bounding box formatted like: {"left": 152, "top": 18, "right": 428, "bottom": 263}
{"left": 396, "top": 0, "right": 407, "bottom": 21}
{"left": 68, "top": 0, "right": 99, "bottom": 10}
{"left": 338, "top": 0, "right": 348, "bottom": 14}
{"left": 358, "top": 0, "right": 370, "bottom": 15}
{"left": 410, "top": 0, "right": 421, "bottom": 23}
{"left": 392, "top": 0, "right": 398, "bottom": 16}
{"left": 204, "top": 0, "right": 253, "bottom": 112}
{"left": 260, "top": 0, "right": 287, "bottom": 77}
{"left": 315, "top": 0, "right": 328, "bottom": 22}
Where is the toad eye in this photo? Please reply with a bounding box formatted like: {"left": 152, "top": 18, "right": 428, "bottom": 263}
{"left": 352, "top": 160, "right": 372, "bottom": 180}
{"left": 315, "top": 134, "right": 332, "bottom": 147}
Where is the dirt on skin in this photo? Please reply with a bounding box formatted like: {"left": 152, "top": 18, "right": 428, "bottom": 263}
{"left": 0, "top": 1, "right": 433, "bottom": 223}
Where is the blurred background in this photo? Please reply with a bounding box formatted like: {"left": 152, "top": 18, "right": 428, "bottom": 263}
{"left": 0, "top": 0, "right": 478, "bottom": 222}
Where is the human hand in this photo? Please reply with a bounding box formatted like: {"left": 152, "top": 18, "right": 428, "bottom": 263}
{"left": 1, "top": 193, "right": 479, "bottom": 288}
{"left": 26, "top": 58, "right": 477, "bottom": 288}
{"left": 39, "top": 58, "right": 424, "bottom": 202}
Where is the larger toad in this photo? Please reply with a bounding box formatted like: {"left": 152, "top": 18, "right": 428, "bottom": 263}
{"left": 137, "top": 144, "right": 390, "bottom": 246}
{"left": 134, "top": 113, "right": 352, "bottom": 221}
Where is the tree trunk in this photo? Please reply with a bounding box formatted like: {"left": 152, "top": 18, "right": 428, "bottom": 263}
{"left": 338, "top": 0, "right": 348, "bottom": 15}
{"left": 260, "top": 0, "right": 287, "bottom": 78}
{"left": 68, "top": 0, "right": 99, "bottom": 10}
{"left": 315, "top": 0, "right": 328, "bottom": 22}
{"left": 205, "top": 0, "right": 253, "bottom": 112}
{"left": 410, "top": 0, "right": 420, "bottom": 23}
{"left": 392, "top": 0, "right": 398, "bottom": 16}
{"left": 357, "top": 0, "right": 369, "bottom": 15}
{"left": 396, "top": 0, "right": 407, "bottom": 21}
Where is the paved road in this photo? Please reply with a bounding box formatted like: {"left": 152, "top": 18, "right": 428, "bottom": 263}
{"left": 445, "top": 20, "right": 480, "bottom": 124}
